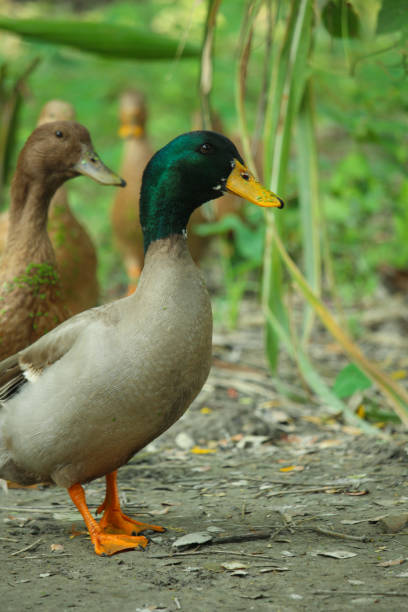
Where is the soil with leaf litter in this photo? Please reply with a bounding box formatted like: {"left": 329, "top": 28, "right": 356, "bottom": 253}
{"left": 1, "top": 290, "right": 408, "bottom": 612}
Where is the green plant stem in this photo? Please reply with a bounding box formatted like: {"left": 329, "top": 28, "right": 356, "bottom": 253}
{"left": 262, "top": 0, "right": 312, "bottom": 371}
{"left": 295, "top": 81, "right": 321, "bottom": 344}
{"left": 199, "top": 0, "right": 222, "bottom": 129}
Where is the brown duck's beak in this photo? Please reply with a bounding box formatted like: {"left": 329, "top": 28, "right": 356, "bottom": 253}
{"left": 73, "top": 145, "right": 126, "bottom": 187}
{"left": 225, "top": 159, "right": 284, "bottom": 208}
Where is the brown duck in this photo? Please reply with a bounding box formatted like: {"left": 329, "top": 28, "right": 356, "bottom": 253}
{"left": 0, "top": 100, "right": 100, "bottom": 315}
{"left": 111, "top": 90, "right": 152, "bottom": 293}
{"left": 0, "top": 120, "right": 124, "bottom": 360}
{"left": 0, "top": 131, "right": 283, "bottom": 556}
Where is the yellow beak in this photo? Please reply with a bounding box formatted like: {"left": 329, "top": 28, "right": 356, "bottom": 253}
{"left": 225, "top": 159, "right": 284, "bottom": 208}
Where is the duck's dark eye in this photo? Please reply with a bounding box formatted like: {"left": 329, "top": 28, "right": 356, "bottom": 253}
{"left": 241, "top": 171, "right": 250, "bottom": 181}
{"left": 199, "top": 143, "right": 213, "bottom": 155}
{"left": 55, "top": 130, "right": 63, "bottom": 138}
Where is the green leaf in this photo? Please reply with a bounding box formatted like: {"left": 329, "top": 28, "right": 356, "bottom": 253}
{"left": 377, "top": 0, "right": 408, "bottom": 34}
{"left": 321, "top": 0, "right": 360, "bottom": 38}
{"left": 332, "top": 363, "right": 372, "bottom": 399}
{"left": 194, "top": 213, "right": 264, "bottom": 263}
{"left": 0, "top": 16, "right": 199, "bottom": 60}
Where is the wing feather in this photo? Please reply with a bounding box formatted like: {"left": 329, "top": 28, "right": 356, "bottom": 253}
{"left": 0, "top": 305, "right": 103, "bottom": 402}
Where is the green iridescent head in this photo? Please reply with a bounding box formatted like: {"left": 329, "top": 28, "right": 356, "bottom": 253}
{"left": 140, "top": 130, "right": 284, "bottom": 253}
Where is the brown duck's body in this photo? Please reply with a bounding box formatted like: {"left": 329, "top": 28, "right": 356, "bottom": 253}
{"left": 112, "top": 91, "right": 152, "bottom": 292}
{"left": 0, "top": 120, "right": 123, "bottom": 360}
{"left": 112, "top": 133, "right": 151, "bottom": 288}
{"left": 0, "top": 189, "right": 99, "bottom": 317}
{"left": 47, "top": 186, "right": 98, "bottom": 314}
{"left": 0, "top": 101, "right": 99, "bottom": 315}
{"left": 0, "top": 170, "right": 68, "bottom": 360}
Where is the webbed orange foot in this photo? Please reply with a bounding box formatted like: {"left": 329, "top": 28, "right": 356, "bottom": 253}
{"left": 98, "top": 506, "right": 165, "bottom": 536}
{"left": 97, "top": 471, "right": 165, "bottom": 535}
{"left": 68, "top": 482, "right": 149, "bottom": 556}
{"left": 93, "top": 532, "right": 148, "bottom": 556}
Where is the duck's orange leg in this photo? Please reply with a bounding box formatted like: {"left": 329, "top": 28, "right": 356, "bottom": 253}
{"left": 97, "top": 470, "right": 165, "bottom": 535}
{"left": 68, "top": 483, "right": 148, "bottom": 556}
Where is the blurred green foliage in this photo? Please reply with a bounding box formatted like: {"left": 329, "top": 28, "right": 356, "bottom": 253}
{"left": 0, "top": 0, "right": 407, "bottom": 311}
{"left": 332, "top": 363, "right": 372, "bottom": 399}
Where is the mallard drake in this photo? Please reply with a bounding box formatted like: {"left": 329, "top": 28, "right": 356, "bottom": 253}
{"left": 111, "top": 90, "right": 152, "bottom": 294}
{"left": 0, "top": 120, "right": 124, "bottom": 360}
{"left": 0, "top": 131, "right": 283, "bottom": 556}
{"left": 0, "top": 100, "right": 100, "bottom": 315}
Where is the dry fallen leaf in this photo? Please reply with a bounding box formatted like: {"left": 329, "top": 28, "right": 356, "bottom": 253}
{"left": 316, "top": 550, "right": 357, "bottom": 559}
{"left": 172, "top": 532, "right": 213, "bottom": 549}
{"left": 191, "top": 447, "right": 216, "bottom": 455}
{"left": 221, "top": 561, "right": 248, "bottom": 570}
{"left": 149, "top": 507, "right": 170, "bottom": 516}
{"left": 377, "top": 558, "right": 405, "bottom": 567}
{"left": 318, "top": 439, "right": 344, "bottom": 449}
{"left": 227, "top": 388, "right": 239, "bottom": 399}
{"left": 50, "top": 543, "right": 64, "bottom": 553}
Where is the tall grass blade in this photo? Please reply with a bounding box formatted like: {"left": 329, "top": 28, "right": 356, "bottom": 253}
{"left": 295, "top": 82, "right": 322, "bottom": 343}
{"left": 235, "top": 0, "right": 263, "bottom": 173}
{"left": 199, "top": 0, "right": 222, "bottom": 129}
{"left": 0, "top": 16, "right": 199, "bottom": 60}
{"left": 262, "top": 0, "right": 313, "bottom": 371}
{"left": 271, "top": 221, "right": 408, "bottom": 426}
{"left": 265, "top": 303, "right": 384, "bottom": 435}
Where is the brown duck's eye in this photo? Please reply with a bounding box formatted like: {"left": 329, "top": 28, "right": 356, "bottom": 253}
{"left": 199, "top": 143, "right": 213, "bottom": 155}
{"left": 55, "top": 130, "right": 63, "bottom": 138}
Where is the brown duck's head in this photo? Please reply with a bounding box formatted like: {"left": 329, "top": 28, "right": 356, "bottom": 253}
{"left": 37, "top": 100, "right": 76, "bottom": 126}
{"left": 17, "top": 120, "right": 126, "bottom": 189}
{"left": 118, "top": 90, "right": 147, "bottom": 139}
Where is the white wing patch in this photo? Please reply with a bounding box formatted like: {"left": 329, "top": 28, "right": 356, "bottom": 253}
{"left": 23, "top": 366, "right": 43, "bottom": 383}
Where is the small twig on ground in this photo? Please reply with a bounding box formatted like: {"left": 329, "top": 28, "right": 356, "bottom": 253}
{"left": 151, "top": 549, "right": 281, "bottom": 561}
{"left": 269, "top": 526, "right": 287, "bottom": 541}
{"left": 10, "top": 538, "right": 42, "bottom": 556}
{"left": 310, "top": 527, "right": 369, "bottom": 542}
{"left": 314, "top": 590, "right": 407, "bottom": 598}
{"left": 0, "top": 536, "right": 18, "bottom": 542}
{"left": 266, "top": 486, "right": 350, "bottom": 497}
{"left": 311, "top": 526, "right": 368, "bottom": 542}
{"left": 213, "top": 531, "right": 272, "bottom": 545}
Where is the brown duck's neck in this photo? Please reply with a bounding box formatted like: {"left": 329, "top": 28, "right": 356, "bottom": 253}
{"left": 5, "top": 170, "right": 58, "bottom": 264}
{"left": 49, "top": 185, "right": 70, "bottom": 215}
{"left": 122, "top": 135, "right": 151, "bottom": 167}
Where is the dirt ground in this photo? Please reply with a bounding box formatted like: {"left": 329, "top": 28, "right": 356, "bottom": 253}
{"left": 1, "top": 294, "right": 408, "bottom": 612}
